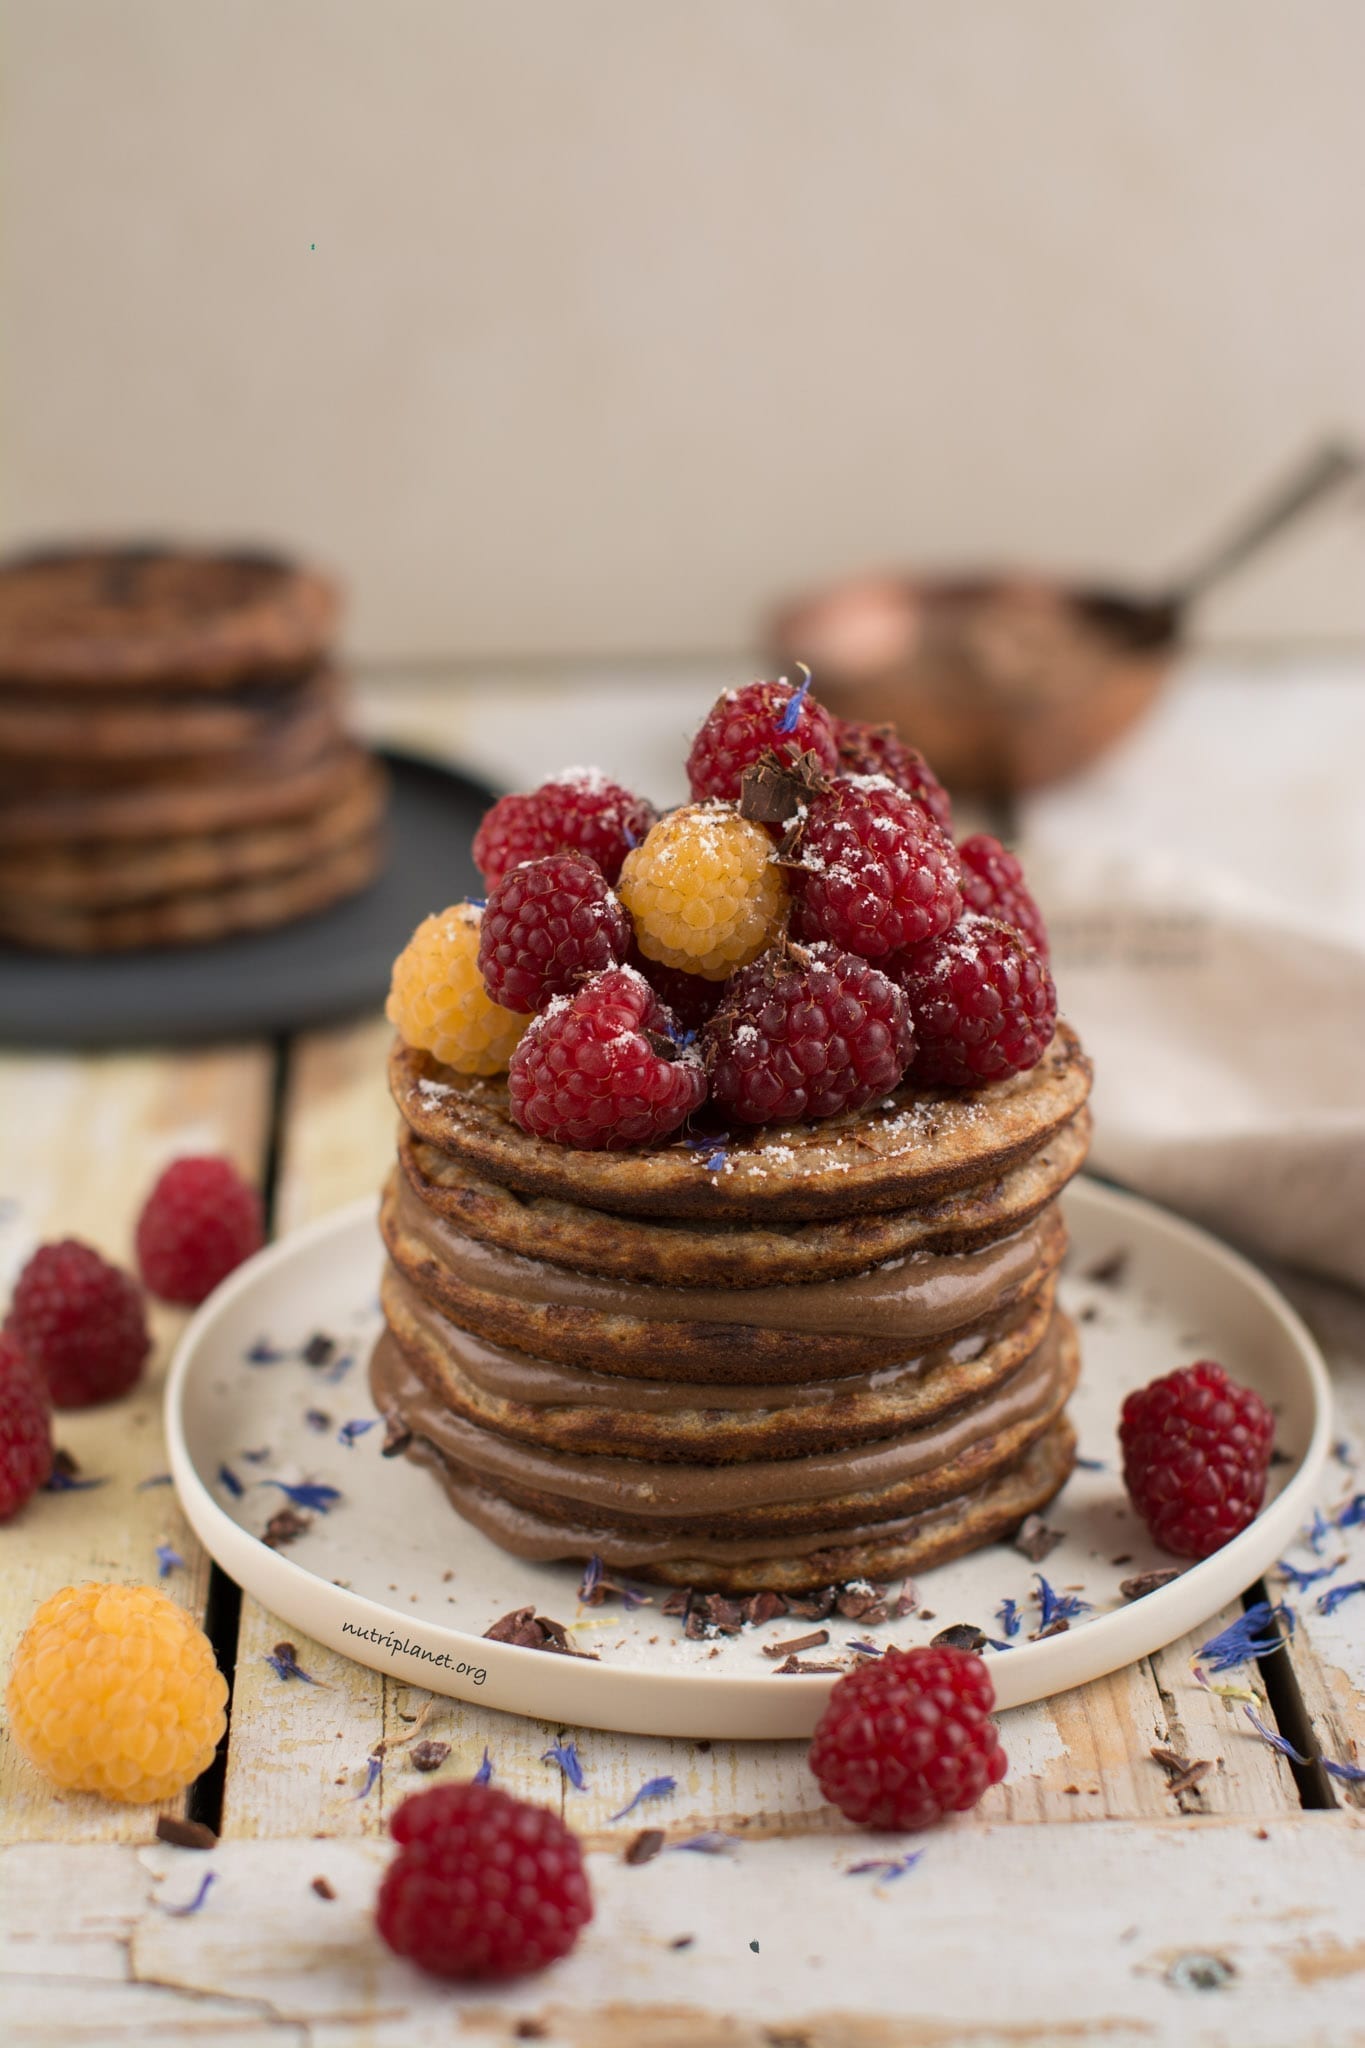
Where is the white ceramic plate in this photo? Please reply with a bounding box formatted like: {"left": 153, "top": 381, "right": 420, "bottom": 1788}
{"left": 165, "top": 1178, "right": 1331, "bottom": 1739}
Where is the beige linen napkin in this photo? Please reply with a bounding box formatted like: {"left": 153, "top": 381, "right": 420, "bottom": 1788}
{"left": 1025, "top": 845, "right": 1365, "bottom": 1290}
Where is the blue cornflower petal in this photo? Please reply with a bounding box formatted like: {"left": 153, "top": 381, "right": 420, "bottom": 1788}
{"left": 472, "top": 1746, "right": 493, "bottom": 1784}
{"left": 1317, "top": 1580, "right": 1365, "bottom": 1617}
{"left": 43, "top": 1469, "right": 107, "bottom": 1492}
{"left": 353, "top": 1754, "right": 382, "bottom": 1799}
{"left": 1242, "top": 1704, "right": 1310, "bottom": 1765}
{"left": 263, "top": 1480, "right": 341, "bottom": 1513}
{"left": 216, "top": 1463, "right": 244, "bottom": 1497}
{"left": 775, "top": 664, "right": 812, "bottom": 734}
{"left": 1197, "top": 1602, "right": 1295, "bottom": 1673}
{"left": 265, "top": 1645, "right": 323, "bottom": 1684}
{"left": 541, "top": 1741, "right": 587, "bottom": 1791}
{"left": 155, "top": 1543, "right": 184, "bottom": 1578}
{"left": 337, "top": 1419, "right": 377, "bottom": 1448}
{"left": 161, "top": 1872, "right": 216, "bottom": 1916}
{"left": 1033, "top": 1575, "right": 1092, "bottom": 1629}
{"left": 1276, "top": 1556, "right": 1344, "bottom": 1592}
{"left": 610, "top": 1775, "right": 676, "bottom": 1821}
{"left": 996, "top": 1596, "right": 1021, "bottom": 1639}
{"left": 136, "top": 1473, "right": 174, "bottom": 1489}
{"left": 846, "top": 1851, "right": 924, "bottom": 1881}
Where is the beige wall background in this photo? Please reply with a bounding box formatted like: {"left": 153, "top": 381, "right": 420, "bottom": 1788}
{"left": 5, "top": 0, "right": 1364, "bottom": 662}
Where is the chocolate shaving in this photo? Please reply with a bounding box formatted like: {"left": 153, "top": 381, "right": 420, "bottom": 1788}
{"left": 660, "top": 1587, "right": 693, "bottom": 1617}
{"left": 932, "top": 1623, "right": 988, "bottom": 1653}
{"left": 155, "top": 1814, "right": 217, "bottom": 1850}
{"left": 482, "top": 1606, "right": 596, "bottom": 1657}
{"left": 738, "top": 746, "right": 830, "bottom": 829}
{"left": 787, "top": 1585, "right": 838, "bottom": 1621}
{"left": 302, "top": 1333, "right": 336, "bottom": 1366}
{"left": 1084, "top": 1248, "right": 1129, "bottom": 1287}
{"left": 263, "top": 1506, "right": 311, "bottom": 1548}
{"left": 514, "top": 2024, "right": 548, "bottom": 2042}
{"left": 1120, "top": 1568, "right": 1182, "bottom": 1602}
{"left": 772, "top": 1654, "right": 845, "bottom": 1674}
{"left": 836, "top": 1582, "right": 888, "bottom": 1624}
{"left": 1033, "top": 1617, "right": 1071, "bottom": 1639}
{"left": 311, "top": 1875, "right": 336, "bottom": 1900}
{"left": 1013, "top": 1514, "right": 1066, "bottom": 1563}
{"left": 670, "top": 1935, "right": 695, "bottom": 1951}
{"left": 1151, "top": 1745, "right": 1213, "bottom": 1797}
{"left": 644, "top": 1030, "right": 681, "bottom": 1063}
{"left": 889, "top": 1588, "right": 919, "bottom": 1619}
{"left": 381, "top": 1417, "right": 414, "bottom": 1459}
{"left": 763, "top": 1629, "right": 831, "bottom": 1658}
{"left": 625, "top": 1828, "right": 665, "bottom": 1866}
{"left": 408, "top": 1739, "right": 451, "bottom": 1773}
{"left": 744, "top": 1590, "right": 789, "bottom": 1626}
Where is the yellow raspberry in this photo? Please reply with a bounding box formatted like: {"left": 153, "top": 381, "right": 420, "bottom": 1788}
{"left": 6, "top": 1582, "right": 228, "bottom": 1804}
{"left": 618, "top": 803, "right": 788, "bottom": 980}
{"left": 386, "top": 903, "right": 531, "bottom": 1075}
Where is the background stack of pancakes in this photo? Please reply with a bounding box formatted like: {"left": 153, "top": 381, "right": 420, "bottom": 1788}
{"left": 0, "top": 546, "right": 386, "bottom": 952}
{"left": 372, "top": 1021, "right": 1094, "bottom": 1594}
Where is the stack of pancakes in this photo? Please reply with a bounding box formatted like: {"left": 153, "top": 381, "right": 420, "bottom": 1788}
{"left": 0, "top": 545, "right": 386, "bottom": 951}
{"left": 372, "top": 1021, "right": 1094, "bottom": 1593}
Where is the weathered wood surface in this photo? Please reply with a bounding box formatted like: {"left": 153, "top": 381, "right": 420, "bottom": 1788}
{"left": 5, "top": 1822, "right": 1365, "bottom": 2047}
{"left": 0, "top": 1044, "right": 272, "bottom": 1844}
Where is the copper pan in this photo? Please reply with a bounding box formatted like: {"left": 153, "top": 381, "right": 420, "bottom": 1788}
{"left": 771, "top": 441, "right": 1361, "bottom": 798}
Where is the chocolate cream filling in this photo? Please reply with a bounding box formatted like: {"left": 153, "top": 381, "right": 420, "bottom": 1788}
{"left": 390, "top": 1169, "right": 1056, "bottom": 1344}
{"left": 369, "top": 1314, "right": 1067, "bottom": 1519}
{"left": 380, "top": 1264, "right": 1043, "bottom": 1418}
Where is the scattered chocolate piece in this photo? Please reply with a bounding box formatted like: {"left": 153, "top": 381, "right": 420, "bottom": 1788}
{"left": 408, "top": 1739, "right": 451, "bottom": 1773}
{"left": 1084, "top": 1248, "right": 1129, "bottom": 1287}
{"left": 1120, "top": 1568, "right": 1182, "bottom": 1602}
{"left": 625, "top": 1828, "right": 665, "bottom": 1866}
{"left": 381, "top": 1417, "right": 414, "bottom": 1459}
{"left": 696, "top": 1740, "right": 711, "bottom": 1753}
{"left": 738, "top": 746, "right": 830, "bottom": 832}
{"left": 311, "top": 1875, "right": 336, "bottom": 1901}
{"left": 703, "top": 1593, "right": 745, "bottom": 1635}
{"left": 51, "top": 1446, "right": 81, "bottom": 1481}
{"left": 787, "top": 1586, "right": 838, "bottom": 1621}
{"left": 514, "top": 2023, "right": 547, "bottom": 2041}
{"left": 1111, "top": 1554, "right": 1134, "bottom": 1567}
{"left": 1079, "top": 1304, "right": 1100, "bottom": 1324}
{"left": 889, "top": 1586, "right": 919, "bottom": 1620}
{"left": 917, "top": 1608, "right": 936, "bottom": 1621}
{"left": 744, "top": 1590, "right": 789, "bottom": 1626}
{"left": 661, "top": 1587, "right": 693, "bottom": 1617}
{"left": 670, "top": 1935, "right": 695, "bottom": 1951}
{"left": 1033, "top": 1617, "right": 1070, "bottom": 1639}
{"left": 1151, "top": 1745, "right": 1213, "bottom": 1797}
{"left": 772, "top": 1654, "right": 845, "bottom": 1675}
{"left": 302, "top": 1333, "right": 336, "bottom": 1366}
{"left": 932, "top": 1623, "right": 987, "bottom": 1653}
{"left": 836, "top": 1580, "right": 888, "bottom": 1624}
{"left": 482, "top": 1607, "right": 596, "bottom": 1657}
{"left": 1269, "top": 1446, "right": 1293, "bottom": 1467}
{"left": 155, "top": 1814, "right": 217, "bottom": 1851}
{"left": 1063, "top": 1784, "right": 1080, "bottom": 1795}
{"left": 304, "top": 1408, "right": 331, "bottom": 1432}
{"left": 263, "top": 1507, "right": 311, "bottom": 1548}
{"left": 763, "top": 1629, "right": 831, "bottom": 1658}
{"left": 1013, "top": 1515, "right": 1066, "bottom": 1564}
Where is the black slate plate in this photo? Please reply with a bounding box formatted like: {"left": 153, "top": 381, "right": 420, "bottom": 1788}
{"left": 0, "top": 748, "right": 495, "bottom": 1048}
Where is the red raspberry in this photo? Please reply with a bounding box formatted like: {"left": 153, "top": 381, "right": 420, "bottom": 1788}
{"left": 1120, "top": 1361, "right": 1275, "bottom": 1559}
{"left": 5, "top": 1240, "right": 150, "bottom": 1409}
{"left": 833, "top": 719, "right": 953, "bottom": 836}
{"left": 0, "top": 1333, "right": 53, "bottom": 1519}
{"left": 473, "top": 770, "right": 656, "bottom": 889}
{"left": 706, "top": 944, "right": 913, "bottom": 1124}
{"left": 376, "top": 1782, "right": 592, "bottom": 1980}
{"left": 135, "top": 1157, "right": 265, "bottom": 1306}
{"left": 508, "top": 965, "right": 707, "bottom": 1149}
{"left": 792, "top": 777, "right": 961, "bottom": 960}
{"left": 627, "top": 945, "right": 725, "bottom": 1034}
{"left": 687, "top": 677, "right": 839, "bottom": 802}
{"left": 477, "top": 853, "right": 630, "bottom": 1014}
{"left": 958, "top": 834, "right": 1049, "bottom": 960}
{"left": 809, "top": 1644, "right": 1007, "bottom": 1830}
{"left": 894, "top": 914, "right": 1057, "bottom": 1086}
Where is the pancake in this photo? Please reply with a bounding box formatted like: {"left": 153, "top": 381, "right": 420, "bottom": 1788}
{"left": 380, "top": 1166, "right": 1069, "bottom": 1378}
{"left": 0, "top": 545, "right": 339, "bottom": 689}
{"left": 0, "top": 758, "right": 387, "bottom": 910}
{"left": 0, "top": 737, "right": 369, "bottom": 848}
{"left": 398, "top": 1104, "right": 1090, "bottom": 1289}
{"left": 0, "top": 827, "right": 383, "bottom": 952}
{"left": 391, "top": 1020, "right": 1093, "bottom": 1221}
{"left": 0, "top": 665, "right": 342, "bottom": 768}
{"left": 371, "top": 1318, "right": 1080, "bottom": 1592}
{"left": 380, "top": 1258, "right": 1058, "bottom": 1459}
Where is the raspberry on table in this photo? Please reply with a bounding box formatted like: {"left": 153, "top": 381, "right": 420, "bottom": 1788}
{"left": 477, "top": 852, "right": 631, "bottom": 1014}
{"left": 808, "top": 1643, "right": 1008, "bottom": 1829}
{"left": 706, "top": 943, "right": 913, "bottom": 1124}
{"left": 958, "top": 833, "right": 1049, "bottom": 960}
{"left": 4, "top": 1239, "right": 150, "bottom": 1409}
{"left": 387, "top": 904, "right": 532, "bottom": 1075}
{"left": 0, "top": 1332, "right": 52, "bottom": 1520}
{"left": 618, "top": 803, "right": 788, "bottom": 981}
{"left": 893, "top": 914, "right": 1057, "bottom": 1086}
{"left": 832, "top": 718, "right": 954, "bottom": 836}
{"left": 1120, "top": 1361, "right": 1275, "bottom": 1559}
{"left": 791, "top": 776, "right": 961, "bottom": 960}
{"left": 509, "top": 965, "right": 706, "bottom": 1149}
{"left": 135, "top": 1156, "right": 264, "bottom": 1307}
{"left": 687, "top": 676, "right": 840, "bottom": 803}
{"left": 473, "top": 769, "right": 656, "bottom": 889}
{"left": 5, "top": 1582, "right": 228, "bottom": 1803}
{"left": 377, "top": 1781, "right": 593, "bottom": 1979}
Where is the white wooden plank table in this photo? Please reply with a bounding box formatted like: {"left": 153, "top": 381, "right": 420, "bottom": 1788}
{"left": 4, "top": 659, "right": 1365, "bottom": 2047}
